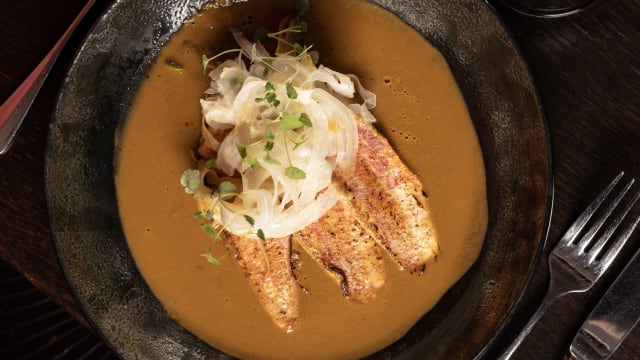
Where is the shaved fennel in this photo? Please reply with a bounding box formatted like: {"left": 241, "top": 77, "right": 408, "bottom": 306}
{"left": 185, "top": 26, "right": 377, "bottom": 240}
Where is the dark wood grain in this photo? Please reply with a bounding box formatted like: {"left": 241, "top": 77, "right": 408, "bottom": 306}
{"left": 1, "top": 0, "right": 639, "bottom": 359}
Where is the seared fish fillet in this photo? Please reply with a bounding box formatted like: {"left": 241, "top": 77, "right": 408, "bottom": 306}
{"left": 338, "top": 116, "right": 440, "bottom": 273}
{"left": 293, "top": 197, "right": 386, "bottom": 303}
{"left": 201, "top": 115, "right": 438, "bottom": 331}
{"left": 224, "top": 233, "right": 301, "bottom": 333}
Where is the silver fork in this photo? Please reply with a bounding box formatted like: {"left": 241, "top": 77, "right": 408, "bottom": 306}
{"left": 501, "top": 171, "right": 640, "bottom": 359}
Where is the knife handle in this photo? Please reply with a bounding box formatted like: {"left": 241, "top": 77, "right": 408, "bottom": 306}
{"left": 570, "top": 248, "right": 640, "bottom": 359}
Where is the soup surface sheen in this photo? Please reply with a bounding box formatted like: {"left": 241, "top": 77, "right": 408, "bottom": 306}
{"left": 115, "top": 1, "right": 488, "bottom": 359}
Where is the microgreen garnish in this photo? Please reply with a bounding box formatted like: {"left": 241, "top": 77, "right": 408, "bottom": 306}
{"left": 201, "top": 251, "right": 221, "bottom": 266}
{"left": 299, "top": 113, "right": 312, "bottom": 127}
{"left": 243, "top": 214, "right": 265, "bottom": 242}
{"left": 285, "top": 166, "right": 306, "bottom": 179}
{"left": 188, "top": 12, "right": 326, "bottom": 263}
{"left": 292, "top": 138, "right": 308, "bottom": 151}
{"left": 202, "top": 49, "right": 243, "bottom": 74}
{"left": 280, "top": 114, "right": 304, "bottom": 130}
{"left": 267, "top": 22, "right": 308, "bottom": 38}
{"left": 236, "top": 142, "right": 247, "bottom": 158}
{"left": 263, "top": 154, "right": 281, "bottom": 165}
{"left": 201, "top": 223, "right": 220, "bottom": 238}
{"left": 243, "top": 158, "right": 260, "bottom": 167}
{"left": 244, "top": 215, "right": 255, "bottom": 226}
{"left": 205, "top": 158, "right": 216, "bottom": 170}
{"left": 217, "top": 181, "right": 238, "bottom": 200}
{"left": 286, "top": 84, "right": 298, "bottom": 99}
{"left": 166, "top": 61, "right": 183, "bottom": 70}
{"left": 202, "top": 209, "right": 214, "bottom": 220}
{"left": 180, "top": 169, "right": 200, "bottom": 194}
{"left": 252, "top": 80, "right": 312, "bottom": 176}
{"left": 265, "top": 92, "right": 278, "bottom": 104}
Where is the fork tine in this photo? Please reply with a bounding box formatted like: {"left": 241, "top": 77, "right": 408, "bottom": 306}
{"left": 577, "top": 177, "right": 635, "bottom": 253}
{"left": 557, "top": 171, "right": 624, "bottom": 247}
{"left": 589, "top": 188, "right": 640, "bottom": 265}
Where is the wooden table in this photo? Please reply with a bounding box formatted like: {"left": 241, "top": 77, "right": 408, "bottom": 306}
{"left": 1, "top": 0, "right": 639, "bottom": 358}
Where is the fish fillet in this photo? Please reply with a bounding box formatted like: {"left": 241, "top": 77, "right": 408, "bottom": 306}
{"left": 293, "top": 197, "right": 386, "bottom": 303}
{"left": 337, "top": 116, "right": 440, "bottom": 273}
{"left": 224, "top": 233, "right": 301, "bottom": 333}
{"left": 200, "top": 116, "right": 438, "bottom": 331}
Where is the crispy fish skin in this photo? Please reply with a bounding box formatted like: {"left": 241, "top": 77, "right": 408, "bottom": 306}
{"left": 224, "top": 233, "right": 301, "bottom": 333}
{"left": 338, "top": 117, "right": 440, "bottom": 273}
{"left": 293, "top": 198, "right": 386, "bottom": 303}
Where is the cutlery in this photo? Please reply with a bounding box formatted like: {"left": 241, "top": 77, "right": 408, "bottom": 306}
{"left": 0, "top": 0, "right": 96, "bottom": 155}
{"left": 570, "top": 247, "right": 640, "bottom": 360}
{"left": 501, "top": 171, "right": 640, "bottom": 359}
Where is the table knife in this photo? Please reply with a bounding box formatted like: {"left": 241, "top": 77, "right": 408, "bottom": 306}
{"left": 570, "top": 247, "right": 640, "bottom": 360}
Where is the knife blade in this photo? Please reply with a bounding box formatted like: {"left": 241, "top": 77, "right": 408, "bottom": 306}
{"left": 570, "top": 247, "right": 640, "bottom": 360}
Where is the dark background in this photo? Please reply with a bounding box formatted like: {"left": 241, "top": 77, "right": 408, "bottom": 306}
{"left": 1, "top": 0, "right": 639, "bottom": 358}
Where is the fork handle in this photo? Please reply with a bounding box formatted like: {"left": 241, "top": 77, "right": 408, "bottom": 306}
{"left": 499, "top": 292, "right": 559, "bottom": 359}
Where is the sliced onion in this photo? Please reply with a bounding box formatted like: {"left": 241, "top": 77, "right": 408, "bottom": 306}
{"left": 196, "top": 30, "right": 377, "bottom": 239}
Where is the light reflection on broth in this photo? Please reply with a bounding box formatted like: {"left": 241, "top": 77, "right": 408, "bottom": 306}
{"left": 115, "top": 0, "right": 488, "bottom": 358}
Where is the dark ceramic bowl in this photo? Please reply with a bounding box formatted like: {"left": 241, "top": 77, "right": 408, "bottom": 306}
{"left": 47, "top": 0, "right": 552, "bottom": 358}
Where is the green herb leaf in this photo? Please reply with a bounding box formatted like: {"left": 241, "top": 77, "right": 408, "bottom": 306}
{"left": 201, "top": 224, "right": 220, "bottom": 238}
{"left": 167, "top": 61, "right": 183, "bottom": 70}
{"left": 244, "top": 215, "right": 255, "bottom": 226}
{"left": 255, "top": 97, "right": 264, "bottom": 102}
{"left": 257, "top": 229, "right": 266, "bottom": 241}
{"left": 205, "top": 158, "right": 216, "bottom": 170}
{"left": 265, "top": 92, "right": 277, "bottom": 104}
{"left": 299, "top": 113, "right": 312, "bottom": 127}
{"left": 193, "top": 211, "right": 204, "bottom": 220}
{"left": 202, "top": 54, "right": 212, "bottom": 74}
{"left": 201, "top": 48, "right": 243, "bottom": 75}
{"left": 203, "top": 209, "right": 214, "bottom": 220}
{"left": 201, "top": 251, "right": 221, "bottom": 265}
{"left": 263, "top": 154, "right": 282, "bottom": 165}
{"left": 262, "top": 67, "right": 269, "bottom": 77}
{"left": 292, "top": 139, "right": 307, "bottom": 150}
{"left": 285, "top": 166, "right": 306, "bottom": 179}
{"left": 293, "top": 43, "right": 305, "bottom": 56}
{"left": 217, "top": 181, "right": 238, "bottom": 195}
{"left": 280, "top": 114, "right": 304, "bottom": 130}
{"left": 286, "top": 84, "right": 298, "bottom": 99}
{"left": 243, "top": 158, "right": 260, "bottom": 167}
{"left": 236, "top": 142, "right": 247, "bottom": 158}
{"left": 265, "top": 82, "right": 275, "bottom": 91}
{"left": 265, "top": 131, "right": 275, "bottom": 141}
{"left": 180, "top": 169, "right": 201, "bottom": 194}
{"left": 264, "top": 141, "right": 274, "bottom": 151}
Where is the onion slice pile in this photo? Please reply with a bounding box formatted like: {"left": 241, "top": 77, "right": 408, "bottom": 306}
{"left": 187, "top": 30, "right": 377, "bottom": 239}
